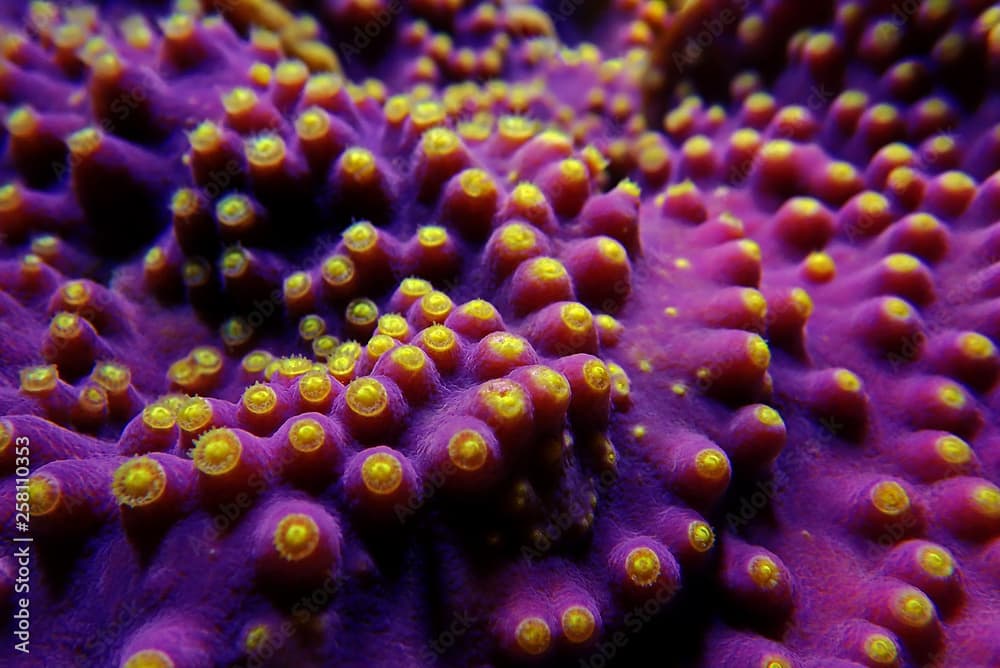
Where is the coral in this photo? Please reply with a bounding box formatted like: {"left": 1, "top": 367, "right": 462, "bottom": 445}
{"left": 0, "top": 0, "right": 999, "bottom": 667}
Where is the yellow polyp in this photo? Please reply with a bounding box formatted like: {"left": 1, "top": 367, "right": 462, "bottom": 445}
{"left": 958, "top": 332, "right": 996, "bottom": 360}
{"left": 336, "top": 342, "right": 363, "bottom": 361}
{"left": 917, "top": 544, "right": 955, "bottom": 578}
{"left": 142, "top": 402, "right": 175, "bottom": 431}
{"left": 298, "top": 371, "right": 332, "bottom": 404}
{"left": 673, "top": 258, "right": 692, "bottom": 270}
{"left": 216, "top": 195, "right": 254, "bottom": 229}
{"left": 625, "top": 546, "right": 661, "bottom": 587}
{"left": 487, "top": 333, "right": 527, "bottom": 360}
{"left": 191, "top": 428, "right": 242, "bottom": 476}
{"left": 410, "top": 100, "right": 446, "bottom": 130}
{"left": 860, "top": 632, "right": 898, "bottom": 665}
{"left": 361, "top": 451, "right": 403, "bottom": 495}
{"left": 0, "top": 183, "right": 23, "bottom": 212}
{"left": 694, "top": 448, "right": 730, "bottom": 481}
{"left": 871, "top": 481, "right": 911, "bottom": 516}
{"left": 246, "top": 133, "right": 286, "bottom": 168}
{"left": 78, "top": 385, "right": 108, "bottom": 414}
{"left": 366, "top": 334, "right": 396, "bottom": 359}
{"left": 273, "top": 513, "right": 321, "bottom": 561}
{"left": 934, "top": 435, "right": 970, "bottom": 464}
{"left": 421, "top": 127, "right": 460, "bottom": 158}
{"left": 61, "top": 280, "right": 91, "bottom": 306}
{"left": 177, "top": 396, "right": 213, "bottom": 433}
{"left": 278, "top": 356, "right": 313, "bottom": 378}
{"left": 321, "top": 255, "right": 355, "bottom": 286}
{"left": 27, "top": 474, "right": 60, "bottom": 516}
{"left": 242, "top": 350, "right": 273, "bottom": 375}
{"left": 0, "top": 420, "right": 11, "bottom": 454}
{"left": 346, "top": 377, "right": 388, "bottom": 417}
{"left": 275, "top": 58, "right": 307, "bottom": 86}
{"left": 423, "top": 325, "right": 456, "bottom": 352}
{"left": 560, "top": 303, "right": 594, "bottom": 333}
{"left": 390, "top": 345, "right": 427, "bottom": 373}
{"left": 417, "top": 292, "right": 452, "bottom": 322}
{"left": 49, "top": 312, "right": 81, "bottom": 340}
{"left": 167, "top": 358, "right": 197, "bottom": 387}
{"left": 631, "top": 425, "right": 646, "bottom": 440}
{"left": 298, "top": 315, "right": 326, "bottom": 341}
{"left": 479, "top": 380, "right": 528, "bottom": 420}
{"left": 289, "top": 418, "right": 326, "bottom": 453}
{"left": 560, "top": 605, "right": 595, "bottom": 644}
{"left": 893, "top": 589, "right": 934, "bottom": 627}
{"left": 760, "top": 139, "right": 793, "bottom": 162}
{"left": 498, "top": 115, "right": 536, "bottom": 142}
{"left": 882, "top": 297, "right": 912, "bottom": 320}
{"left": 376, "top": 314, "right": 408, "bottom": 340}
{"left": 834, "top": 369, "right": 862, "bottom": 392}
{"left": 123, "top": 649, "right": 174, "bottom": 668}
{"left": 739, "top": 289, "right": 767, "bottom": 319}
{"left": 399, "top": 277, "right": 432, "bottom": 299}
{"left": 746, "top": 335, "right": 771, "bottom": 370}
{"left": 189, "top": 121, "right": 222, "bottom": 153}
{"left": 748, "top": 555, "right": 782, "bottom": 589}
{"left": 462, "top": 299, "right": 498, "bottom": 321}
{"left": 972, "top": 483, "right": 1000, "bottom": 519}
{"left": 93, "top": 362, "right": 131, "bottom": 393}
{"left": 295, "top": 107, "right": 330, "bottom": 141}
{"left": 582, "top": 359, "right": 610, "bottom": 392}
{"left": 803, "top": 251, "right": 836, "bottom": 282}
{"left": 884, "top": 253, "right": 920, "bottom": 273}
{"left": 112, "top": 457, "right": 167, "bottom": 507}
{"left": 161, "top": 12, "right": 195, "bottom": 40}
{"left": 328, "top": 355, "right": 356, "bottom": 381}
{"left": 448, "top": 429, "right": 489, "bottom": 471}
{"left": 343, "top": 221, "right": 378, "bottom": 253}
{"left": 221, "top": 248, "right": 250, "bottom": 278}
{"left": 19, "top": 365, "right": 57, "bottom": 394}
{"left": 937, "top": 382, "right": 967, "bottom": 409}
{"left": 761, "top": 657, "right": 793, "bottom": 668}
{"left": 6, "top": 105, "right": 38, "bottom": 137}
{"left": 339, "top": 148, "right": 377, "bottom": 182}
{"left": 511, "top": 182, "right": 546, "bottom": 210}
{"left": 689, "top": 521, "right": 715, "bottom": 552}
{"left": 559, "top": 158, "right": 587, "bottom": 183}
{"left": 244, "top": 624, "right": 271, "bottom": 654}
{"left": 222, "top": 87, "right": 258, "bottom": 115}
{"left": 755, "top": 405, "right": 784, "bottom": 428}
{"left": 417, "top": 225, "right": 448, "bottom": 248}
{"left": 515, "top": 617, "right": 551, "bottom": 656}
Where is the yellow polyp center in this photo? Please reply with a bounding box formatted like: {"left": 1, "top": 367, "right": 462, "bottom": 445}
{"left": 400, "top": 277, "right": 432, "bottom": 298}
{"left": 78, "top": 385, "right": 108, "bottom": 413}
{"left": 123, "top": 649, "right": 175, "bottom": 668}
{"left": 530, "top": 366, "right": 570, "bottom": 401}
{"left": 305, "top": 73, "right": 342, "bottom": 99}
{"left": 448, "top": 430, "right": 489, "bottom": 471}
{"left": 170, "top": 188, "right": 199, "bottom": 218}
{"left": 242, "top": 385, "right": 277, "bottom": 415}
{"left": 93, "top": 362, "right": 131, "bottom": 392}
{"left": 192, "top": 428, "right": 242, "bottom": 475}
{"left": 242, "top": 351, "right": 273, "bottom": 374}
{"left": 221, "top": 249, "right": 248, "bottom": 276}
{"left": 298, "top": 372, "right": 332, "bottom": 403}
{"left": 804, "top": 251, "right": 836, "bottom": 280}
{"left": 689, "top": 521, "right": 715, "bottom": 552}
{"left": 361, "top": 451, "right": 403, "bottom": 495}
{"left": 515, "top": 617, "right": 551, "bottom": 655}
{"left": 755, "top": 405, "right": 783, "bottom": 427}
{"left": 423, "top": 325, "right": 456, "bottom": 352}
{"left": 321, "top": 255, "right": 354, "bottom": 286}
{"left": 244, "top": 624, "right": 270, "bottom": 653}
{"left": 884, "top": 253, "right": 920, "bottom": 273}
{"left": 583, "top": 359, "right": 610, "bottom": 392}
{"left": 422, "top": 127, "right": 460, "bottom": 157}
{"left": 746, "top": 335, "right": 771, "bottom": 369}
{"left": 299, "top": 315, "right": 326, "bottom": 341}
{"left": 748, "top": 555, "right": 782, "bottom": 589}
{"left": 216, "top": 195, "right": 253, "bottom": 228}
{"left": 863, "top": 633, "right": 898, "bottom": 665}
{"left": 561, "top": 303, "right": 593, "bottom": 332}
{"left": 459, "top": 169, "right": 496, "bottom": 198}
{"left": 972, "top": 483, "right": 1000, "bottom": 518}
{"left": 834, "top": 369, "right": 862, "bottom": 392}
{"left": 934, "top": 435, "right": 970, "bottom": 465}
{"left": 917, "top": 544, "right": 954, "bottom": 578}
{"left": 177, "top": 397, "right": 213, "bottom": 432}
{"left": 417, "top": 226, "right": 448, "bottom": 248}
{"left": 20, "top": 365, "right": 57, "bottom": 394}
{"left": 937, "top": 383, "right": 967, "bottom": 409}
{"left": 742, "top": 289, "right": 767, "bottom": 318}
{"left": 871, "top": 481, "right": 911, "bottom": 516}
{"left": 529, "top": 257, "right": 568, "bottom": 282}
{"left": 279, "top": 356, "right": 314, "bottom": 378}
{"left": 162, "top": 12, "right": 194, "bottom": 39}
{"left": 62, "top": 280, "right": 90, "bottom": 306}
{"left": 694, "top": 448, "right": 730, "bottom": 481}
{"left": 378, "top": 314, "right": 409, "bottom": 339}
{"left": 463, "top": 299, "right": 497, "bottom": 321}
{"left": 346, "top": 377, "right": 388, "bottom": 417}
{"left": 6, "top": 106, "right": 38, "bottom": 136}
{"left": 561, "top": 606, "right": 595, "bottom": 644}
{"left": 626, "top": 546, "right": 661, "bottom": 587}
{"left": 296, "top": 108, "right": 330, "bottom": 140}
{"left": 246, "top": 134, "right": 286, "bottom": 168}
{"left": 894, "top": 589, "right": 934, "bottom": 627}
{"left": 366, "top": 335, "right": 396, "bottom": 359}
{"left": 761, "top": 657, "right": 792, "bottom": 668}
{"left": 67, "top": 127, "right": 102, "bottom": 156}
{"left": 343, "top": 222, "right": 378, "bottom": 252}
{"left": 113, "top": 457, "right": 167, "bottom": 507}
{"left": 958, "top": 333, "right": 995, "bottom": 360}
{"left": 27, "top": 475, "right": 60, "bottom": 516}
{"left": 390, "top": 345, "right": 426, "bottom": 372}
{"left": 189, "top": 121, "right": 221, "bottom": 152}
{"left": 50, "top": 312, "right": 81, "bottom": 339}
{"left": 883, "top": 297, "right": 912, "bottom": 319}
{"left": 340, "top": 148, "right": 376, "bottom": 179}
{"left": 0, "top": 183, "right": 22, "bottom": 212}
{"left": 223, "top": 87, "right": 258, "bottom": 114}
{"left": 499, "top": 223, "right": 537, "bottom": 251}
{"left": 421, "top": 292, "right": 453, "bottom": 319}
{"left": 480, "top": 381, "right": 528, "bottom": 420}
{"left": 487, "top": 333, "right": 526, "bottom": 359}
{"left": 273, "top": 514, "right": 321, "bottom": 561}
{"left": 511, "top": 183, "right": 545, "bottom": 209}
{"left": 275, "top": 59, "right": 307, "bottom": 85}
{"left": 289, "top": 418, "right": 326, "bottom": 453}
{"left": 142, "top": 403, "right": 175, "bottom": 431}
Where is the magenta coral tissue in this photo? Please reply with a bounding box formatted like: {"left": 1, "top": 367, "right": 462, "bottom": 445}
{"left": 0, "top": 0, "right": 999, "bottom": 666}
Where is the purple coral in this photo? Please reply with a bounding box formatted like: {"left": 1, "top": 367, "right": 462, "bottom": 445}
{"left": 0, "top": 0, "right": 999, "bottom": 666}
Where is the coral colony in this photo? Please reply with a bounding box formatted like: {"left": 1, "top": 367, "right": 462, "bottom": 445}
{"left": 1, "top": 0, "right": 1000, "bottom": 666}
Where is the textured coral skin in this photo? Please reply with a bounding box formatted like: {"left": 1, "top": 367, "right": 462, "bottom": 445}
{"left": 0, "top": 0, "right": 999, "bottom": 667}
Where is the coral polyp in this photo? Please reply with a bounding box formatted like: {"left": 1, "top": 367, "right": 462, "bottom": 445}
{"left": 0, "top": 0, "right": 999, "bottom": 666}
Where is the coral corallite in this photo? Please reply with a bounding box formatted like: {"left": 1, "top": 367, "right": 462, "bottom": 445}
{"left": 1, "top": 0, "right": 999, "bottom": 666}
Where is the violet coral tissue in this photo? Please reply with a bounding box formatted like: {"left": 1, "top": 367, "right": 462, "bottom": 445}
{"left": 0, "top": 0, "right": 998, "bottom": 666}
